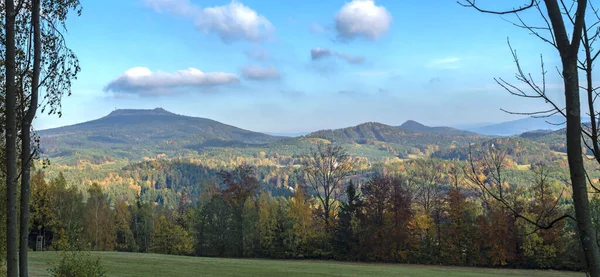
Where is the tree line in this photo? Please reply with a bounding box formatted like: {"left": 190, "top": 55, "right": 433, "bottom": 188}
{"left": 17, "top": 145, "right": 592, "bottom": 271}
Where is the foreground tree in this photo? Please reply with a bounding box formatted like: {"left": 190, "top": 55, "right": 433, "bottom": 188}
{"left": 333, "top": 181, "right": 362, "bottom": 260}
{"left": 361, "top": 174, "right": 413, "bottom": 262}
{"left": 30, "top": 170, "right": 53, "bottom": 250}
{"left": 196, "top": 194, "right": 233, "bottom": 257}
{"left": 114, "top": 200, "right": 136, "bottom": 252}
{"left": 150, "top": 213, "right": 193, "bottom": 255}
{"left": 287, "top": 186, "right": 316, "bottom": 257}
{"left": 302, "top": 144, "right": 354, "bottom": 228}
{"left": 18, "top": 1, "right": 41, "bottom": 274}
{"left": 256, "top": 192, "right": 292, "bottom": 258}
{"left": 4, "top": 0, "right": 18, "bottom": 275}
{"left": 219, "top": 165, "right": 260, "bottom": 257}
{"left": 84, "top": 184, "right": 115, "bottom": 251}
{"left": 1, "top": 176, "right": 6, "bottom": 276}
{"left": 18, "top": 0, "right": 80, "bottom": 274}
{"left": 49, "top": 173, "right": 84, "bottom": 250}
{"left": 1, "top": 0, "right": 80, "bottom": 275}
{"left": 131, "top": 198, "right": 154, "bottom": 253}
{"left": 460, "top": 0, "right": 600, "bottom": 274}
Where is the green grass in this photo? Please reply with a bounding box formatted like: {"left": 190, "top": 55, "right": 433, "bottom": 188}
{"left": 28, "top": 251, "right": 584, "bottom": 277}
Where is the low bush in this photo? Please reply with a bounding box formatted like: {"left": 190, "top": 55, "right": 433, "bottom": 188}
{"left": 48, "top": 251, "right": 106, "bottom": 277}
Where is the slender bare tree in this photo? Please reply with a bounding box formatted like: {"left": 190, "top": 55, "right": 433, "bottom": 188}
{"left": 302, "top": 144, "right": 354, "bottom": 228}
{"left": 459, "top": 1, "right": 600, "bottom": 274}
{"left": 465, "top": 145, "right": 571, "bottom": 229}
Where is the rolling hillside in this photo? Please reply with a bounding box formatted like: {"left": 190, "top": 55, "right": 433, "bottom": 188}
{"left": 39, "top": 108, "right": 569, "bottom": 165}
{"left": 432, "top": 136, "right": 559, "bottom": 164}
{"left": 521, "top": 127, "right": 593, "bottom": 155}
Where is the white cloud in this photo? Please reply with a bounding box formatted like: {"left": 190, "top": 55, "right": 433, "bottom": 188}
{"left": 145, "top": 0, "right": 273, "bottom": 42}
{"left": 426, "top": 57, "right": 462, "bottom": 69}
{"left": 104, "top": 67, "right": 239, "bottom": 95}
{"left": 310, "top": 47, "right": 364, "bottom": 64}
{"left": 335, "top": 0, "right": 392, "bottom": 41}
{"left": 241, "top": 65, "right": 280, "bottom": 80}
{"left": 432, "top": 57, "right": 461, "bottom": 64}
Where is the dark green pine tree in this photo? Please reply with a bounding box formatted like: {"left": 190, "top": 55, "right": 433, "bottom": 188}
{"left": 333, "top": 181, "right": 362, "bottom": 260}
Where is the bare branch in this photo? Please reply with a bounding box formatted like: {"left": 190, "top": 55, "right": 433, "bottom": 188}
{"left": 500, "top": 9, "right": 557, "bottom": 49}
{"left": 458, "top": 0, "right": 535, "bottom": 15}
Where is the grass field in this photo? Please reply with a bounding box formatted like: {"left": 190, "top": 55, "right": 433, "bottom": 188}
{"left": 28, "top": 251, "right": 585, "bottom": 277}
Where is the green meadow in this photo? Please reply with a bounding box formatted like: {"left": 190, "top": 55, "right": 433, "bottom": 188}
{"left": 28, "top": 251, "right": 584, "bottom": 277}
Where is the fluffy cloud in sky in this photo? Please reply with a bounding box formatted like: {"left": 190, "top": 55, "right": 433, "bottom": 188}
{"left": 241, "top": 65, "right": 281, "bottom": 80}
{"left": 145, "top": 0, "right": 274, "bottom": 42}
{"left": 104, "top": 67, "right": 239, "bottom": 96}
{"left": 310, "top": 47, "right": 364, "bottom": 64}
{"left": 335, "top": 0, "right": 392, "bottom": 41}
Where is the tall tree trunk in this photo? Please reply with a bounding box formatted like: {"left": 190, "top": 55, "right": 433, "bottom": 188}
{"left": 18, "top": 126, "right": 31, "bottom": 276}
{"left": 5, "top": 0, "right": 18, "bottom": 275}
{"left": 238, "top": 210, "right": 243, "bottom": 257}
{"left": 540, "top": 1, "right": 600, "bottom": 275}
{"left": 564, "top": 61, "right": 600, "bottom": 276}
{"left": 19, "top": 0, "right": 41, "bottom": 275}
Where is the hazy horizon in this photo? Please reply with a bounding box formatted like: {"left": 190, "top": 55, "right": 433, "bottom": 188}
{"left": 36, "top": 106, "right": 562, "bottom": 136}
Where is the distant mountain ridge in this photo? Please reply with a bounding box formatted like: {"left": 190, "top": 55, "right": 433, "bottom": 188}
{"left": 465, "top": 115, "right": 564, "bottom": 136}
{"left": 38, "top": 108, "right": 568, "bottom": 164}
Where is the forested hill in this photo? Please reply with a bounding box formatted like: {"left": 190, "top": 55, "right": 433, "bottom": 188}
{"left": 305, "top": 122, "right": 486, "bottom": 149}
{"left": 398, "top": 120, "right": 478, "bottom": 136}
{"left": 40, "top": 108, "right": 280, "bottom": 143}
{"left": 38, "top": 108, "right": 283, "bottom": 161}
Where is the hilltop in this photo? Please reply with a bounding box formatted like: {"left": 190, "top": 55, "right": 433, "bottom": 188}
{"left": 398, "top": 120, "right": 478, "bottom": 136}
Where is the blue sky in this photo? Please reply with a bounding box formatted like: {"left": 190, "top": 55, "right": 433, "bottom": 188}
{"left": 33, "top": 0, "right": 568, "bottom": 133}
